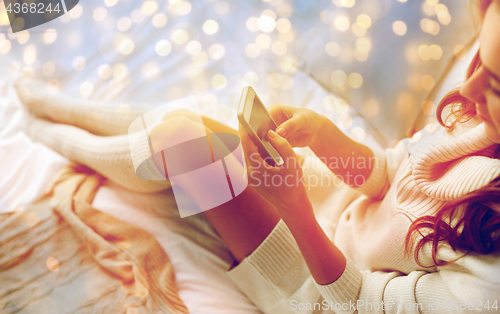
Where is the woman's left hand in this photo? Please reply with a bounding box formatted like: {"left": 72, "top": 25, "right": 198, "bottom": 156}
{"left": 239, "top": 126, "right": 313, "bottom": 222}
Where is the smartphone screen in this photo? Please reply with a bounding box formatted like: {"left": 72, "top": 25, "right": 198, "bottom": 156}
{"left": 249, "top": 97, "right": 281, "bottom": 163}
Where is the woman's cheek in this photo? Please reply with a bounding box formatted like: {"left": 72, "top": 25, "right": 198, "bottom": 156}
{"left": 485, "top": 91, "right": 500, "bottom": 141}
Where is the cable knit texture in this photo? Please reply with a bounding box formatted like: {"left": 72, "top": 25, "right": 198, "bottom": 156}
{"left": 228, "top": 118, "right": 500, "bottom": 314}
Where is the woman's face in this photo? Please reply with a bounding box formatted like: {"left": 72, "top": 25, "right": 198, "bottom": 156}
{"left": 460, "top": 0, "right": 500, "bottom": 143}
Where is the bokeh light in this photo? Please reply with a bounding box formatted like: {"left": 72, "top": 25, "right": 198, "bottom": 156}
{"left": 93, "top": 7, "right": 107, "bottom": 22}
{"left": 271, "top": 41, "right": 287, "bottom": 56}
{"left": 397, "top": 92, "right": 416, "bottom": 115}
{"left": 72, "top": 56, "right": 86, "bottom": 71}
{"left": 421, "top": 75, "right": 435, "bottom": 90}
{"left": 256, "top": 34, "right": 272, "bottom": 49}
{"left": 392, "top": 21, "right": 407, "bottom": 36}
{"left": 276, "top": 18, "right": 291, "bottom": 33}
{"left": 193, "top": 52, "right": 208, "bottom": 67}
{"left": 356, "top": 37, "right": 372, "bottom": 53}
{"left": 350, "top": 127, "right": 366, "bottom": 143}
{"left": 214, "top": 1, "right": 229, "bottom": 15}
{"left": 422, "top": 100, "right": 435, "bottom": 115}
{"left": 261, "top": 9, "right": 277, "bottom": 20}
{"left": 348, "top": 73, "right": 363, "bottom": 88}
{"left": 23, "top": 45, "right": 36, "bottom": 66}
{"left": 243, "top": 71, "right": 259, "bottom": 86}
{"left": 98, "top": 64, "right": 112, "bottom": 80}
{"left": 429, "top": 44, "right": 442, "bottom": 60}
{"left": 418, "top": 45, "right": 430, "bottom": 61}
{"left": 131, "top": 9, "right": 145, "bottom": 23}
{"left": 1, "top": 39, "right": 12, "bottom": 54}
{"left": 42, "top": 61, "right": 55, "bottom": 76}
{"left": 80, "top": 82, "right": 94, "bottom": 98}
{"left": 212, "top": 74, "right": 227, "bottom": 89}
{"left": 267, "top": 72, "right": 283, "bottom": 89}
{"left": 105, "top": 0, "right": 118, "bottom": 7}
{"left": 334, "top": 16, "right": 350, "bottom": 32}
{"left": 337, "top": 114, "right": 352, "bottom": 129}
{"left": 171, "top": 29, "right": 189, "bottom": 45}
{"left": 435, "top": 4, "right": 451, "bottom": 25}
{"left": 17, "top": 31, "right": 29, "bottom": 45}
{"left": 118, "top": 17, "right": 132, "bottom": 32}
{"left": 325, "top": 42, "right": 341, "bottom": 57}
{"left": 357, "top": 14, "right": 372, "bottom": 29}
{"left": 203, "top": 20, "right": 219, "bottom": 35}
{"left": 69, "top": 5, "right": 83, "bottom": 19}
{"left": 156, "top": 40, "right": 172, "bottom": 56}
{"left": 257, "top": 16, "right": 276, "bottom": 33}
{"left": 351, "top": 23, "right": 367, "bottom": 37}
{"left": 186, "top": 40, "right": 202, "bottom": 56}
{"left": 340, "top": 0, "right": 356, "bottom": 8}
{"left": 141, "top": 62, "right": 161, "bottom": 81}
{"left": 175, "top": 1, "right": 192, "bottom": 15}
{"left": 420, "top": 18, "right": 440, "bottom": 35}
{"left": 280, "top": 56, "right": 297, "bottom": 74}
{"left": 118, "top": 39, "right": 135, "bottom": 55}
{"left": 246, "top": 17, "right": 259, "bottom": 32}
{"left": 209, "top": 44, "right": 225, "bottom": 59}
{"left": 152, "top": 13, "right": 167, "bottom": 28}
{"left": 43, "top": 29, "right": 57, "bottom": 44}
{"left": 142, "top": 1, "right": 159, "bottom": 16}
{"left": 331, "top": 70, "right": 347, "bottom": 87}
{"left": 112, "top": 63, "right": 128, "bottom": 79}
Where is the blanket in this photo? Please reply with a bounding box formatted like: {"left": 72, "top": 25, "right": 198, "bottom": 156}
{"left": 0, "top": 163, "right": 188, "bottom": 314}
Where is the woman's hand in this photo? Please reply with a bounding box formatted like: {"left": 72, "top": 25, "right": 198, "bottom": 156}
{"left": 269, "top": 105, "right": 325, "bottom": 148}
{"left": 239, "top": 124, "right": 347, "bottom": 287}
{"left": 239, "top": 125, "right": 314, "bottom": 222}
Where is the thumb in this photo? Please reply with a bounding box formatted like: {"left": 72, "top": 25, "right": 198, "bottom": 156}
{"left": 267, "top": 130, "right": 297, "bottom": 169}
{"left": 275, "top": 118, "right": 299, "bottom": 138}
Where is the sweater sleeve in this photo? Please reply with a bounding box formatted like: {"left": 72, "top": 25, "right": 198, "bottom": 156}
{"left": 228, "top": 220, "right": 500, "bottom": 314}
{"left": 354, "top": 138, "right": 410, "bottom": 199}
{"left": 315, "top": 253, "right": 500, "bottom": 314}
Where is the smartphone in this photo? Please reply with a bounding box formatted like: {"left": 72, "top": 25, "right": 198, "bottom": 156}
{"left": 237, "top": 86, "right": 284, "bottom": 167}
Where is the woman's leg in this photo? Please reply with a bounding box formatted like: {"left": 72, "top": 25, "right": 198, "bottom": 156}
{"left": 18, "top": 79, "right": 278, "bottom": 261}
{"left": 203, "top": 186, "right": 281, "bottom": 263}
{"left": 150, "top": 115, "right": 280, "bottom": 263}
{"left": 15, "top": 79, "right": 143, "bottom": 136}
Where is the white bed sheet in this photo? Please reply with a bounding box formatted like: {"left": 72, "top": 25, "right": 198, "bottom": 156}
{"left": 0, "top": 82, "right": 263, "bottom": 314}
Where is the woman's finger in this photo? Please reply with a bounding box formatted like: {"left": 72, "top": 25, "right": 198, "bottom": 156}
{"left": 275, "top": 115, "right": 301, "bottom": 138}
{"left": 239, "top": 126, "right": 264, "bottom": 169}
{"left": 267, "top": 130, "right": 298, "bottom": 169}
{"left": 268, "top": 105, "right": 285, "bottom": 123}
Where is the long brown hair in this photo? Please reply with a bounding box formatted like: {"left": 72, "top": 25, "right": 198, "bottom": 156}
{"left": 405, "top": 26, "right": 500, "bottom": 267}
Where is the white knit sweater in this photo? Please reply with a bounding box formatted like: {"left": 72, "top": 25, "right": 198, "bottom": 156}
{"left": 228, "top": 117, "right": 500, "bottom": 314}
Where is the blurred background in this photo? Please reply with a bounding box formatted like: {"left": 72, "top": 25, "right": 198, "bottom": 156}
{"left": 0, "top": 0, "right": 477, "bottom": 147}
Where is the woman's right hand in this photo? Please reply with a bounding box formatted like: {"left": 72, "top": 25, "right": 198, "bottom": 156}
{"left": 269, "top": 105, "right": 325, "bottom": 148}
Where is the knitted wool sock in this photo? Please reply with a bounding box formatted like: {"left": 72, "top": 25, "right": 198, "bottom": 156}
{"left": 15, "top": 78, "right": 171, "bottom": 192}
{"left": 28, "top": 117, "right": 170, "bottom": 193}
{"left": 15, "top": 79, "right": 144, "bottom": 136}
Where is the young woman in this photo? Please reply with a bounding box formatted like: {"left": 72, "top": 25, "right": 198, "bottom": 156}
{"left": 16, "top": 0, "right": 500, "bottom": 312}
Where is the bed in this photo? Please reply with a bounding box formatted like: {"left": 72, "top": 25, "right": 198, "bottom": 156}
{"left": 0, "top": 0, "right": 478, "bottom": 313}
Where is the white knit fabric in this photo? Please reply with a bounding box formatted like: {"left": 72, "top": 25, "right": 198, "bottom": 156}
{"left": 228, "top": 118, "right": 500, "bottom": 314}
